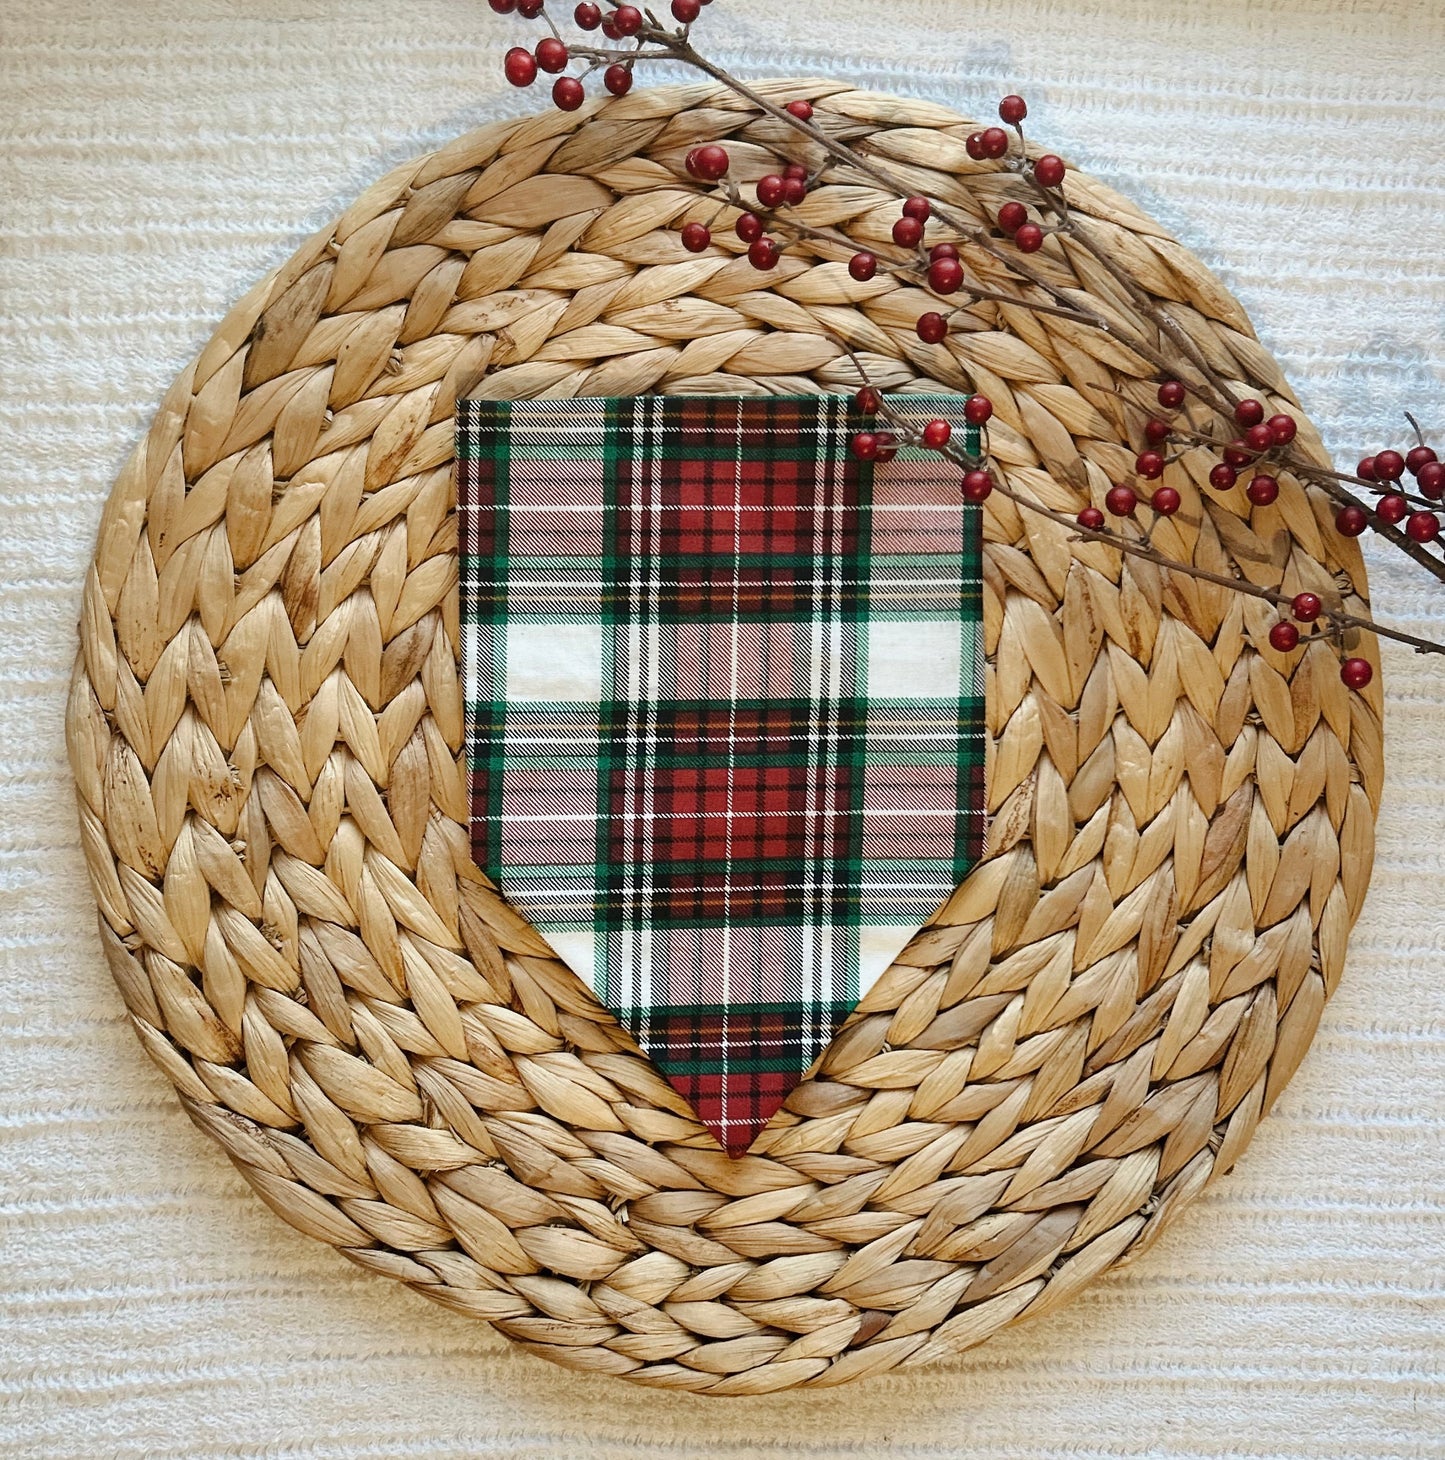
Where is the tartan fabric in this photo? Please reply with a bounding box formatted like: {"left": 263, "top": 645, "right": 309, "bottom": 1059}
{"left": 458, "top": 395, "right": 985, "bottom": 1155}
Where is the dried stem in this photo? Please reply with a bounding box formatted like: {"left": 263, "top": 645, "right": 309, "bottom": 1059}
{"left": 581, "top": 30, "right": 1262, "bottom": 418}
{"left": 583, "top": 22, "right": 1445, "bottom": 593}
{"left": 548, "top": 12, "right": 1445, "bottom": 659}
{"left": 867, "top": 398, "right": 1445, "bottom": 660}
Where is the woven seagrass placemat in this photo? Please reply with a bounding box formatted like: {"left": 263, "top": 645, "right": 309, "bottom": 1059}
{"left": 65, "top": 79, "right": 1381, "bottom": 1395}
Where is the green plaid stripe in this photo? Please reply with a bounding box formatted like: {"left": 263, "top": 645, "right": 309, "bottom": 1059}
{"left": 458, "top": 395, "right": 984, "bottom": 1154}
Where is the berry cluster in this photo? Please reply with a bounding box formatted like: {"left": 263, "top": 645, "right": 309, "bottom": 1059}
{"left": 703, "top": 76, "right": 1415, "bottom": 692}
{"left": 1133, "top": 384, "right": 1298, "bottom": 506}
{"left": 1354, "top": 443, "right": 1443, "bottom": 543}
{"left": 848, "top": 393, "right": 995, "bottom": 499}
{"left": 1071, "top": 377, "right": 1438, "bottom": 688}
{"left": 844, "top": 97, "right": 1074, "bottom": 351}
{"left": 496, "top": 0, "right": 715, "bottom": 110}
{"left": 672, "top": 144, "right": 817, "bottom": 267}
{"left": 1262, "top": 589, "right": 1371, "bottom": 687}
{"left": 1138, "top": 383, "right": 1443, "bottom": 556}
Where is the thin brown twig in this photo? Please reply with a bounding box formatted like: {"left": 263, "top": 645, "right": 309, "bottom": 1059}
{"left": 594, "top": 29, "right": 1277, "bottom": 428}
{"left": 839, "top": 364, "right": 1445, "bottom": 658}
{"left": 570, "top": 18, "right": 1445, "bottom": 655}
{"left": 587, "top": 24, "right": 1445, "bottom": 591}
{"left": 572, "top": 34, "right": 1193, "bottom": 371}
{"left": 1017, "top": 179, "right": 1445, "bottom": 586}
{"left": 888, "top": 416, "right": 1445, "bottom": 660}
{"left": 1020, "top": 172, "right": 1241, "bottom": 409}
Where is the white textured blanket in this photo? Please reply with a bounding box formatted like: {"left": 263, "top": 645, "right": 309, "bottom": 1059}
{"left": 3, "top": 1, "right": 1442, "bottom": 1454}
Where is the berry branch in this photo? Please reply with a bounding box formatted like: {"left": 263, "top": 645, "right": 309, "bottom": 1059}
{"left": 854, "top": 387, "right": 1441, "bottom": 668}
{"left": 485, "top": 0, "right": 1445, "bottom": 678}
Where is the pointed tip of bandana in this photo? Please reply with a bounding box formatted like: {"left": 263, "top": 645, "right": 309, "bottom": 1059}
{"left": 659, "top": 1065, "right": 799, "bottom": 1158}
{"left": 624, "top": 1003, "right": 849, "bottom": 1158}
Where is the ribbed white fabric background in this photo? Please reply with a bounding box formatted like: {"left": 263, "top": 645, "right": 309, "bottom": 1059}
{"left": 3, "top": 1, "right": 1444, "bottom": 1454}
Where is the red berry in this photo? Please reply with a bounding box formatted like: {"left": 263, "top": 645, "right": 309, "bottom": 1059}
{"left": 981, "top": 127, "right": 1010, "bottom": 159}
{"left": 1407, "top": 446, "right": 1438, "bottom": 476}
{"left": 962, "top": 469, "right": 993, "bottom": 502}
{"left": 1209, "top": 463, "right": 1238, "bottom": 490}
{"left": 1135, "top": 450, "right": 1165, "bottom": 480}
{"left": 786, "top": 100, "right": 814, "bottom": 122}
{"left": 755, "top": 173, "right": 786, "bottom": 207}
{"left": 1033, "top": 154, "right": 1066, "bottom": 188}
{"left": 1106, "top": 485, "right": 1138, "bottom": 517}
{"left": 747, "top": 236, "right": 780, "bottom": 270}
{"left": 930, "top": 241, "right": 959, "bottom": 261}
{"left": 1158, "top": 380, "right": 1186, "bottom": 410}
{"left": 1144, "top": 418, "right": 1171, "bottom": 446}
{"left": 1233, "top": 398, "right": 1265, "bottom": 428}
{"left": 784, "top": 162, "right": 809, "bottom": 181}
{"left": 965, "top": 132, "right": 987, "bottom": 161}
{"left": 997, "top": 201, "right": 1028, "bottom": 234}
{"left": 999, "top": 94, "right": 1028, "bottom": 125}
{"left": 505, "top": 46, "right": 538, "bottom": 86}
{"left": 928, "top": 257, "right": 964, "bottom": 294}
{"left": 1407, "top": 510, "right": 1441, "bottom": 543}
{"left": 1077, "top": 506, "right": 1105, "bottom": 530}
{"left": 574, "top": 2, "right": 601, "bottom": 27}
{"left": 1268, "top": 413, "right": 1297, "bottom": 445}
{"left": 518, "top": 0, "right": 544, "bottom": 15}
{"left": 855, "top": 386, "right": 881, "bottom": 414}
{"left": 916, "top": 312, "right": 949, "bottom": 344}
{"left": 604, "top": 63, "right": 633, "bottom": 95}
{"left": 1335, "top": 504, "right": 1368, "bottom": 537}
{"left": 1376, "top": 493, "right": 1409, "bottom": 525}
{"left": 553, "top": 76, "right": 585, "bottom": 110}
{"left": 489, "top": 0, "right": 517, "bottom": 10}
{"left": 734, "top": 211, "right": 763, "bottom": 243}
{"left": 1357, "top": 455, "right": 1377, "bottom": 482}
{"left": 1245, "top": 423, "right": 1275, "bottom": 453}
{"left": 672, "top": 0, "right": 701, "bottom": 21}
{"left": 1374, "top": 449, "right": 1405, "bottom": 482}
{"left": 1340, "top": 658, "right": 1373, "bottom": 690}
{"left": 781, "top": 175, "right": 807, "bottom": 205}
{"left": 1291, "top": 592, "right": 1322, "bottom": 622}
{"left": 1224, "top": 441, "right": 1253, "bottom": 470}
{"left": 902, "top": 196, "right": 932, "bottom": 223}
{"left": 1418, "top": 461, "right": 1445, "bottom": 499}
{"left": 923, "top": 419, "right": 952, "bottom": 448}
{"left": 1268, "top": 622, "right": 1300, "bottom": 653}
{"left": 680, "top": 222, "right": 711, "bottom": 252}
{"left": 964, "top": 395, "right": 993, "bottom": 426}
{"left": 1014, "top": 223, "right": 1044, "bottom": 253}
{"left": 687, "top": 144, "right": 730, "bottom": 181}
{"left": 1151, "top": 486, "right": 1181, "bottom": 515}
{"left": 892, "top": 215, "right": 924, "bottom": 248}
{"left": 848, "top": 252, "right": 877, "bottom": 282}
{"left": 613, "top": 4, "right": 642, "bottom": 33}
{"left": 1247, "top": 474, "right": 1279, "bottom": 506}
{"left": 850, "top": 432, "right": 879, "bottom": 461}
{"left": 535, "top": 37, "right": 569, "bottom": 72}
{"left": 875, "top": 432, "right": 899, "bottom": 464}
{"left": 600, "top": 12, "right": 620, "bottom": 36}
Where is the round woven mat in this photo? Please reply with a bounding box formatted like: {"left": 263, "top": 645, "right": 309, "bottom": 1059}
{"left": 67, "top": 79, "right": 1382, "bottom": 1394}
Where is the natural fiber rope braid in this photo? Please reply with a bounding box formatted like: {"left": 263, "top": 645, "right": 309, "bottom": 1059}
{"left": 65, "top": 78, "right": 1382, "bottom": 1395}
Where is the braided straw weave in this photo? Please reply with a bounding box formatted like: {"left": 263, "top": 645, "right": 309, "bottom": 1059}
{"left": 66, "top": 79, "right": 1382, "bottom": 1394}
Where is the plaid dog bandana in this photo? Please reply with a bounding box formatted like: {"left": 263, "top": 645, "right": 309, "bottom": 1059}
{"left": 458, "top": 395, "right": 984, "bottom": 1154}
